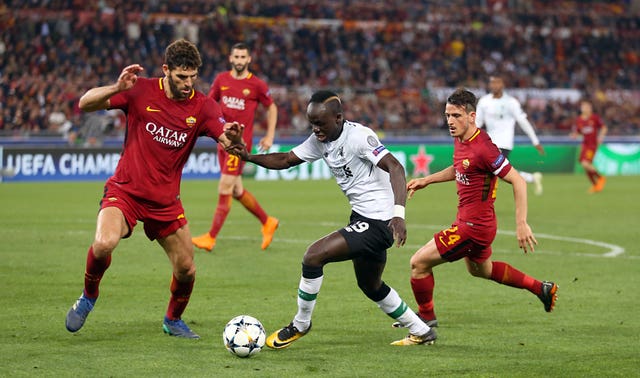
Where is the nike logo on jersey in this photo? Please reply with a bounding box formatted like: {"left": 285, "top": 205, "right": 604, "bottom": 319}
{"left": 146, "top": 106, "right": 161, "bottom": 112}
{"left": 221, "top": 86, "right": 230, "bottom": 90}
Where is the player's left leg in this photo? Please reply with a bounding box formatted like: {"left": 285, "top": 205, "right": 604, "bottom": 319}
{"left": 351, "top": 257, "right": 435, "bottom": 346}
{"left": 192, "top": 174, "right": 237, "bottom": 251}
{"left": 266, "top": 231, "right": 351, "bottom": 349}
{"left": 466, "top": 257, "right": 558, "bottom": 312}
{"left": 158, "top": 224, "right": 199, "bottom": 338}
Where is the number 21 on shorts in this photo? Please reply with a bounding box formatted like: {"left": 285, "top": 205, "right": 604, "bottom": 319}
{"left": 226, "top": 154, "right": 239, "bottom": 172}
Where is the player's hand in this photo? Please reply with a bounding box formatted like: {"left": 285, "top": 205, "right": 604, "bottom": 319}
{"left": 258, "top": 135, "right": 274, "bottom": 153}
{"left": 406, "top": 178, "right": 428, "bottom": 200}
{"left": 388, "top": 218, "right": 407, "bottom": 247}
{"left": 116, "top": 64, "right": 144, "bottom": 91}
{"left": 534, "top": 144, "right": 545, "bottom": 156}
{"left": 516, "top": 222, "right": 537, "bottom": 253}
{"left": 225, "top": 144, "right": 249, "bottom": 160}
{"left": 224, "top": 122, "right": 244, "bottom": 145}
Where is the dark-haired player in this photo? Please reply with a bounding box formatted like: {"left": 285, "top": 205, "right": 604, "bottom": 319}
{"left": 229, "top": 90, "right": 435, "bottom": 348}
{"left": 395, "top": 88, "right": 557, "bottom": 343}
{"left": 192, "top": 42, "right": 279, "bottom": 252}
{"left": 65, "top": 39, "right": 242, "bottom": 339}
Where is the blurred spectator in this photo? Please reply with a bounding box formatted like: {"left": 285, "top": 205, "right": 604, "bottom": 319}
{"left": 0, "top": 0, "right": 638, "bottom": 139}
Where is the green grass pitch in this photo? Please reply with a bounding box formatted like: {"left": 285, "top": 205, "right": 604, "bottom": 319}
{"left": 0, "top": 174, "right": 638, "bottom": 377}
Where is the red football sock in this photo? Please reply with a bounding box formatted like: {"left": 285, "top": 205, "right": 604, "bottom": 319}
{"left": 84, "top": 246, "right": 111, "bottom": 299}
{"left": 208, "top": 194, "right": 232, "bottom": 237}
{"left": 235, "top": 190, "right": 268, "bottom": 224}
{"left": 587, "top": 170, "right": 600, "bottom": 185}
{"left": 166, "top": 274, "right": 194, "bottom": 320}
{"left": 490, "top": 261, "right": 541, "bottom": 295}
{"left": 410, "top": 275, "right": 436, "bottom": 321}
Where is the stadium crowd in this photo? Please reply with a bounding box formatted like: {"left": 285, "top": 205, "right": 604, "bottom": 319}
{"left": 1, "top": 0, "right": 638, "bottom": 142}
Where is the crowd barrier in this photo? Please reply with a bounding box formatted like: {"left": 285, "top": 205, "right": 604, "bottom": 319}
{"left": 1, "top": 137, "right": 639, "bottom": 183}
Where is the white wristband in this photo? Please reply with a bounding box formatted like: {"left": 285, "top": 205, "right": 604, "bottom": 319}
{"left": 393, "top": 205, "right": 405, "bottom": 219}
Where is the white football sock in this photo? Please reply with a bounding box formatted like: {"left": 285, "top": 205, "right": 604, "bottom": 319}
{"left": 376, "top": 287, "right": 430, "bottom": 336}
{"left": 293, "top": 275, "right": 323, "bottom": 331}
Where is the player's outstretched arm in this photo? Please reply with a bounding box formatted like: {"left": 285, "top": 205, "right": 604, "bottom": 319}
{"left": 240, "top": 150, "right": 304, "bottom": 170}
{"left": 502, "top": 168, "right": 537, "bottom": 253}
{"left": 407, "top": 165, "right": 455, "bottom": 199}
{"left": 79, "top": 64, "right": 144, "bottom": 112}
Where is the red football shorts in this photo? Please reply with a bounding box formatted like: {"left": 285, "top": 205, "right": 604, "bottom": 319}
{"left": 434, "top": 221, "right": 496, "bottom": 264}
{"left": 100, "top": 183, "right": 187, "bottom": 241}
{"left": 218, "top": 144, "right": 247, "bottom": 176}
{"left": 579, "top": 145, "right": 596, "bottom": 163}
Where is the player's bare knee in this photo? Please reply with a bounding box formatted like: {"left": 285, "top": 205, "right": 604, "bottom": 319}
{"left": 409, "top": 255, "right": 431, "bottom": 276}
{"left": 174, "top": 262, "right": 196, "bottom": 281}
{"left": 92, "top": 237, "right": 118, "bottom": 257}
{"left": 302, "top": 247, "right": 324, "bottom": 267}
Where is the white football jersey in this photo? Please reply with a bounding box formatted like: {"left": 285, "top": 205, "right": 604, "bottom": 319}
{"left": 292, "top": 120, "right": 394, "bottom": 220}
{"left": 475, "top": 92, "right": 539, "bottom": 150}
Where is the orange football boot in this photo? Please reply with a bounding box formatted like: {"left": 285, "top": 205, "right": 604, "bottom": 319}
{"left": 261, "top": 216, "right": 279, "bottom": 250}
{"left": 192, "top": 233, "right": 216, "bottom": 252}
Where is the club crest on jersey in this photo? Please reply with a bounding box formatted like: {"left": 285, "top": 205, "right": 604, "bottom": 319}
{"left": 242, "top": 88, "right": 250, "bottom": 96}
{"left": 185, "top": 116, "right": 196, "bottom": 128}
{"left": 462, "top": 159, "right": 470, "bottom": 169}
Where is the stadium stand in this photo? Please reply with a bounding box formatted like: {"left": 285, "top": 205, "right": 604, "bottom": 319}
{"left": 1, "top": 0, "right": 638, "bottom": 142}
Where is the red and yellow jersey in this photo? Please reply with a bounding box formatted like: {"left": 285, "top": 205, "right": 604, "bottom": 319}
{"left": 575, "top": 114, "right": 604, "bottom": 149}
{"left": 108, "top": 77, "right": 226, "bottom": 207}
{"left": 453, "top": 128, "right": 512, "bottom": 227}
{"left": 209, "top": 71, "right": 274, "bottom": 150}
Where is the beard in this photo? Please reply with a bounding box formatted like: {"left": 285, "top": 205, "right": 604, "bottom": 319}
{"left": 168, "top": 74, "right": 190, "bottom": 100}
{"left": 232, "top": 63, "right": 248, "bottom": 74}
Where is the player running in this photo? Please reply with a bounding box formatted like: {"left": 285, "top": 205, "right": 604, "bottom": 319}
{"left": 394, "top": 89, "right": 557, "bottom": 344}
{"left": 228, "top": 90, "right": 436, "bottom": 348}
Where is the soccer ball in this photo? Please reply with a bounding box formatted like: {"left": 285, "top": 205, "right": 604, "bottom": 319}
{"left": 223, "top": 315, "right": 266, "bottom": 358}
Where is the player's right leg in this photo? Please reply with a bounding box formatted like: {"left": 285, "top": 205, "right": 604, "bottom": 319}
{"left": 267, "top": 231, "right": 351, "bottom": 349}
{"left": 66, "top": 206, "right": 128, "bottom": 332}
{"left": 192, "top": 173, "right": 237, "bottom": 251}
